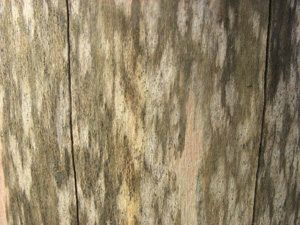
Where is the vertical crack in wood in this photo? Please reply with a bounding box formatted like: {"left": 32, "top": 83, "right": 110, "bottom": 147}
{"left": 66, "top": 0, "right": 79, "bottom": 224}
{"left": 252, "top": 0, "right": 272, "bottom": 224}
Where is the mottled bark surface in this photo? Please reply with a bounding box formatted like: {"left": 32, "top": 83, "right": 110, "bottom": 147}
{"left": 0, "top": 1, "right": 77, "bottom": 224}
{"left": 253, "top": 0, "right": 300, "bottom": 224}
{"left": 1, "top": 0, "right": 300, "bottom": 225}
{"left": 69, "top": 0, "right": 268, "bottom": 224}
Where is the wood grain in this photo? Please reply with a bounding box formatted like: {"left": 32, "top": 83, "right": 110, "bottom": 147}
{"left": 1, "top": 0, "right": 299, "bottom": 224}
{"left": 0, "top": 1, "right": 76, "bottom": 224}
{"left": 69, "top": 0, "right": 268, "bottom": 224}
{"left": 253, "top": 0, "right": 300, "bottom": 224}
{"left": 0, "top": 140, "right": 7, "bottom": 225}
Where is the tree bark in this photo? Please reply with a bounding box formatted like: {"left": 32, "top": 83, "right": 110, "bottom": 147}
{"left": 0, "top": 0, "right": 299, "bottom": 225}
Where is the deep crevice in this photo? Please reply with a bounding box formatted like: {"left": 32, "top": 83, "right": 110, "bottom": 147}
{"left": 66, "top": 1, "right": 80, "bottom": 224}
{"left": 251, "top": 0, "right": 272, "bottom": 224}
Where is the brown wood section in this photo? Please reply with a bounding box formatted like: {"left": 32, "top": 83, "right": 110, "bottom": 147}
{"left": 69, "top": 0, "right": 268, "bottom": 224}
{"left": 2, "top": 0, "right": 299, "bottom": 224}
{"left": 0, "top": 1, "right": 77, "bottom": 224}
{"left": 253, "top": 0, "right": 300, "bottom": 224}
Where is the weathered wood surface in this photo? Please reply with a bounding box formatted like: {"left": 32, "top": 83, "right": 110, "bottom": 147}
{"left": 0, "top": 143, "right": 6, "bottom": 225}
{"left": 253, "top": 0, "right": 300, "bottom": 224}
{"left": 69, "top": 0, "right": 268, "bottom": 224}
{"left": 1, "top": 0, "right": 300, "bottom": 225}
{"left": 0, "top": 1, "right": 77, "bottom": 224}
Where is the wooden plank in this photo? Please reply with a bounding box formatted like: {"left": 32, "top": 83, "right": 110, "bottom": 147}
{"left": 253, "top": 0, "right": 300, "bottom": 224}
{"left": 0, "top": 1, "right": 77, "bottom": 224}
{"left": 69, "top": 0, "right": 268, "bottom": 224}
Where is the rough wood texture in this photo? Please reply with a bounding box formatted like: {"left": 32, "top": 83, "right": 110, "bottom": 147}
{"left": 69, "top": 0, "right": 268, "bottom": 224}
{"left": 0, "top": 143, "right": 7, "bottom": 225}
{"left": 253, "top": 0, "right": 300, "bottom": 224}
{"left": 1, "top": 0, "right": 300, "bottom": 225}
{"left": 0, "top": 1, "right": 76, "bottom": 224}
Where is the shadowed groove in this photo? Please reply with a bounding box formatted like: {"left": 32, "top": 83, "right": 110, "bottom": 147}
{"left": 66, "top": 0, "right": 79, "bottom": 224}
{"left": 251, "top": 0, "right": 272, "bottom": 224}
